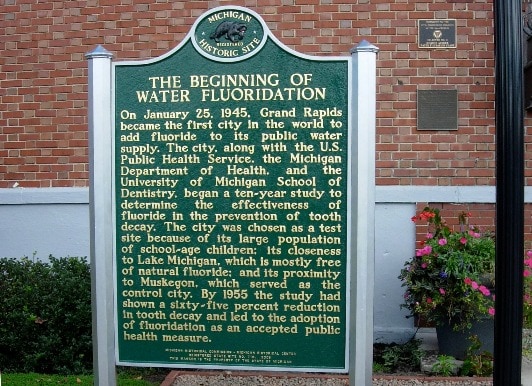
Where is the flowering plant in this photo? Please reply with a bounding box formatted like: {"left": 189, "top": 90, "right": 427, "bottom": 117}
{"left": 525, "top": 251, "right": 532, "bottom": 327}
{"left": 399, "top": 207, "right": 495, "bottom": 331}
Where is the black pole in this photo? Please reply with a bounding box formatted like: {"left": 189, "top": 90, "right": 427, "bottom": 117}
{"left": 493, "top": 1, "right": 525, "bottom": 385}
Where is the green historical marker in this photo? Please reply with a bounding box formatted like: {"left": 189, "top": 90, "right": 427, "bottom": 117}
{"left": 114, "top": 6, "right": 350, "bottom": 371}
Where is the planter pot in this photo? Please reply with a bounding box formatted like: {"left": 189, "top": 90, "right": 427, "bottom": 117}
{"left": 436, "top": 317, "right": 494, "bottom": 360}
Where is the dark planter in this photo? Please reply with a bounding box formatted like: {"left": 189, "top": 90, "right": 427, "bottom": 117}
{"left": 436, "top": 317, "right": 494, "bottom": 360}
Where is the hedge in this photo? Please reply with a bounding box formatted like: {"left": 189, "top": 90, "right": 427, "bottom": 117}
{"left": 0, "top": 256, "right": 92, "bottom": 374}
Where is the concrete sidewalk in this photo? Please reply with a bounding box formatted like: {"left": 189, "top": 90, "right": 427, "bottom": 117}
{"left": 523, "top": 357, "right": 532, "bottom": 386}
{"left": 417, "top": 328, "right": 532, "bottom": 385}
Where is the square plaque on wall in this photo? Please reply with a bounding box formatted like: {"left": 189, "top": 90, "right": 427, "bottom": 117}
{"left": 417, "top": 89, "right": 458, "bottom": 131}
{"left": 418, "top": 19, "right": 456, "bottom": 49}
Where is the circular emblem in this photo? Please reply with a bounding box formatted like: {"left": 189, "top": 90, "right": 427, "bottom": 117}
{"left": 192, "top": 6, "right": 267, "bottom": 62}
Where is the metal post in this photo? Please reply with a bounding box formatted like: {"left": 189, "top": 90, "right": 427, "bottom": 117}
{"left": 493, "top": 1, "right": 525, "bottom": 385}
{"left": 86, "top": 45, "right": 116, "bottom": 386}
{"left": 349, "top": 40, "right": 379, "bottom": 386}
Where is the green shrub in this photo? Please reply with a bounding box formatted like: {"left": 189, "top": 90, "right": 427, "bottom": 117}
{"left": 460, "top": 335, "right": 493, "bottom": 377}
{"left": 432, "top": 355, "right": 455, "bottom": 376}
{"left": 373, "top": 339, "right": 424, "bottom": 373}
{"left": 0, "top": 256, "right": 92, "bottom": 374}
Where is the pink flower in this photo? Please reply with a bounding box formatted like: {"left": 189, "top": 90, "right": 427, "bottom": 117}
{"left": 524, "top": 270, "right": 531, "bottom": 278}
{"left": 438, "top": 238, "right": 447, "bottom": 246}
{"left": 488, "top": 307, "right": 495, "bottom": 316}
{"left": 478, "top": 285, "right": 490, "bottom": 296}
{"left": 426, "top": 298, "right": 433, "bottom": 304}
{"left": 525, "top": 258, "right": 532, "bottom": 268}
{"left": 460, "top": 237, "right": 467, "bottom": 245}
{"left": 527, "top": 250, "right": 532, "bottom": 258}
{"left": 468, "top": 230, "right": 481, "bottom": 238}
{"left": 426, "top": 233, "right": 433, "bottom": 239}
{"left": 439, "top": 288, "right": 446, "bottom": 295}
{"left": 471, "top": 281, "right": 479, "bottom": 290}
{"left": 416, "top": 245, "right": 432, "bottom": 257}
{"left": 421, "top": 262, "right": 428, "bottom": 269}
{"left": 464, "top": 277, "right": 472, "bottom": 285}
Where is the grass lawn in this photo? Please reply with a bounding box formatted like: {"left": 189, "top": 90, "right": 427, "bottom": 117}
{"left": 0, "top": 372, "right": 161, "bottom": 385}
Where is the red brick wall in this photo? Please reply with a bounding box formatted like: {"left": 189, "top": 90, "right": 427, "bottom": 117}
{"left": 0, "top": 0, "right": 529, "bottom": 189}
{"left": 374, "top": 0, "right": 496, "bottom": 186}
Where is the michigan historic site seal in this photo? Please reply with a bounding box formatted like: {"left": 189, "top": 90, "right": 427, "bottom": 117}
{"left": 192, "top": 6, "right": 266, "bottom": 62}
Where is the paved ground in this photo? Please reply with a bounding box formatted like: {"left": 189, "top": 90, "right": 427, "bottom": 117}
{"left": 523, "top": 357, "right": 532, "bottom": 386}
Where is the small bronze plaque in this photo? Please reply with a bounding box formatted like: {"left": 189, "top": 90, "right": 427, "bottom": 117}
{"left": 417, "top": 89, "right": 458, "bottom": 131}
{"left": 418, "top": 19, "right": 456, "bottom": 49}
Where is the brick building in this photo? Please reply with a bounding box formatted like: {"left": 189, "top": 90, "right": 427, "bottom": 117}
{"left": 1, "top": 0, "right": 531, "bottom": 341}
